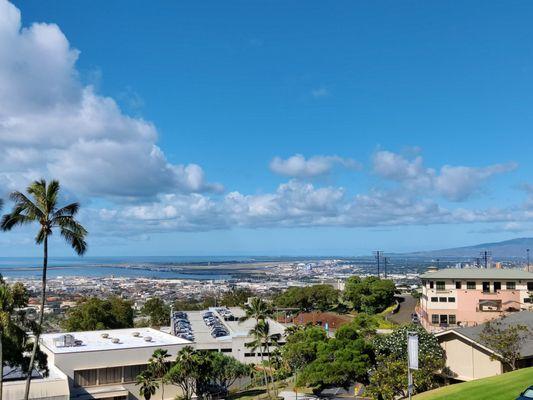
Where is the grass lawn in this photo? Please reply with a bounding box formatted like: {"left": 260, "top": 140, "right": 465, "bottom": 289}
{"left": 413, "top": 367, "right": 533, "bottom": 400}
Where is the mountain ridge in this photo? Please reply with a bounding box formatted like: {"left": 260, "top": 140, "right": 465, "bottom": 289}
{"left": 402, "top": 237, "right": 533, "bottom": 259}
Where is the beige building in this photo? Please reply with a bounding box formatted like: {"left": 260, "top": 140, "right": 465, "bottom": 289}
{"left": 5, "top": 327, "right": 191, "bottom": 400}
{"left": 436, "top": 311, "right": 533, "bottom": 381}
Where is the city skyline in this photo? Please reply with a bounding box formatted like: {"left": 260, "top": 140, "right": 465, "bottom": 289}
{"left": 1, "top": 0, "right": 533, "bottom": 256}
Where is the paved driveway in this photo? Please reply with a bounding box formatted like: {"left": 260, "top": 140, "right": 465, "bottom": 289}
{"left": 388, "top": 294, "right": 417, "bottom": 324}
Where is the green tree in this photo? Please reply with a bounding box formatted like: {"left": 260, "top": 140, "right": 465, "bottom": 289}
{"left": 281, "top": 325, "right": 328, "bottom": 373}
{"left": 207, "top": 352, "right": 250, "bottom": 395}
{"left": 479, "top": 318, "right": 531, "bottom": 370}
{"left": 240, "top": 297, "right": 273, "bottom": 324}
{"left": 273, "top": 285, "right": 340, "bottom": 312}
{"left": 367, "top": 324, "right": 446, "bottom": 399}
{"left": 246, "top": 320, "right": 281, "bottom": 398}
{"left": 148, "top": 349, "right": 170, "bottom": 400}
{"left": 1, "top": 179, "right": 87, "bottom": 400}
{"left": 136, "top": 370, "right": 159, "bottom": 400}
{"left": 220, "top": 288, "right": 254, "bottom": 307}
{"left": 343, "top": 276, "right": 396, "bottom": 313}
{"left": 62, "top": 296, "right": 133, "bottom": 331}
{"left": 165, "top": 346, "right": 198, "bottom": 400}
{"left": 142, "top": 298, "right": 170, "bottom": 327}
{"left": 297, "top": 323, "right": 374, "bottom": 390}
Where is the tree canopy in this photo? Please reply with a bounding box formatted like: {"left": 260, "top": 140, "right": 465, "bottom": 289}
{"left": 367, "top": 324, "right": 446, "bottom": 399}
{"left": 141, "top": 298, "right": 170, "bottom": 327}
{"left": 273, "top": 284, "right": 340, "bottom": 311}
{"left": 343, "top": 276, "right": 396, "bottom": 313}
{"left": 62, "top": 296, "right": 134, "bottom": 331}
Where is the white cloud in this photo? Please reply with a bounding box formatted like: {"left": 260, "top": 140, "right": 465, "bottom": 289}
{"left": 372, "top": 150, "right": 517, "bottom": 201}
{"left": 0, "top": 0, "right": 220, "bottom": 199}
{"left": 269, "top": 154, "right": 360, "bottom": 178}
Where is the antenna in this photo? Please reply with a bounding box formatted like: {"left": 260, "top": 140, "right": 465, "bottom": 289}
{"left": 373, "top": 251, "right": 382, "bottom": 278}
{"left": 480, "top": 251, "right": 492, "bottom": 269}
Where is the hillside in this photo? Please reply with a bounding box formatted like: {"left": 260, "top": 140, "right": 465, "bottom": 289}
{"left": 404, "top": 237, "right": 533, "bottom": 259}
{"left": 413, "top": 367, "right": 533, "bottom": 400}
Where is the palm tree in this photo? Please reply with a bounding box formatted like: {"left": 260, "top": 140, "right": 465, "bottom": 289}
{"left": 240, "top": 297, "right": 273, "bottom": 324}
{"left": 1, "top": 179, "right": 87, "bottom": 400}
{"left": 0, "top": 282, "right": 11, "bottom": 400}
{"left": 148, "top": 348, "right": 170, "bottom": 400}
{"left": 136, "top": 370, "right": 159, "bottom": 400}
{"left": 246, "top": 320, "right": 279, "bottom": 398}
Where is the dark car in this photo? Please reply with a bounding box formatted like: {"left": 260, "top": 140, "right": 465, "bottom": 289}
{"left": 517, "top": 386, "right": 533, "bottom": 400}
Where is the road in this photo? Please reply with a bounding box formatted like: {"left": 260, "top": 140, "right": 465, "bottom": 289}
{"left": 388, "top": 294, "right": 417, "bottom": 325}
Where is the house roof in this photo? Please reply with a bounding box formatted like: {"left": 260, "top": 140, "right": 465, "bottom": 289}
{"left": 437, "top": 311, "right": 533, "bottom": 358}
{"left": 420, "top": 268, "right": 533, "bottom": 280}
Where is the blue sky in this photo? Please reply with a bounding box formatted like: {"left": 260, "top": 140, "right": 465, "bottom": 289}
{"left": 1, "top": 0, "right": 533, "bottom": 256}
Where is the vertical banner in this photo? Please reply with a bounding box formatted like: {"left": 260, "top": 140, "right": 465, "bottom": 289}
{"left": 407, "top": 332, "right": 419, "bottom": 370}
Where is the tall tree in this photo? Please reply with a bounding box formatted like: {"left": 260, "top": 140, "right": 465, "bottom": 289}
{"left": 62, "top": 296, "right": 133, "bottom": 331}
{"left": 136, "top": 370, "right": 159, "bottom": 400}
{"left": 240, "top": 297, "right": 273, "bottom": 324}
{"left": 246, "top": 320, "right": 280, "bottom": 398}
{"left": 1, "top": 179, "right": 87, "bottom": 400}
{"left": 148, "top": 349, "right": 170, "bottom": 400}
{"left": 480, "top": 318, "right": 531, "bottom": 370}
{"left": 141, "top": 298, "right": 170, "bottom": 327}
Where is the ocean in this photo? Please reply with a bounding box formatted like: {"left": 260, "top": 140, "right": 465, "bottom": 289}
{"left": 0, "top": 256, "right": 307, "bottom": 280}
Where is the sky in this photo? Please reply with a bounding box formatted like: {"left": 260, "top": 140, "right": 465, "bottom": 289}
{"left": 1, "top": 0, "right": 533, "bottom": 257}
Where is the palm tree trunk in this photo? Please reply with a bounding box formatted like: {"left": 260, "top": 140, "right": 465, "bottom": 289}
{"left": 24, "top": 235, "right": 48, "bottom": 400}
{"left": 161, "top": 378, "right": 164, "bottom": 400}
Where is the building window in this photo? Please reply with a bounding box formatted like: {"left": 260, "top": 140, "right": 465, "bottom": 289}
{"left": 431, "top": 315, "right": 439, "bottom": 324}
{"left": 431, "top": 297, "right": 438, "bottom": 302}
{"left": 439, "top": 297, "right": 447, "bottom": 302}
{"left": 525, "top": 298, "right": 532, "bottom": 304}
{"left": 448, "top": 297, "right": 455, "bottom": 302}
{"left": 528, "top": 282, "right": 533, "bottom": 291}
{"left": 221, "top": 348, "right": 232, "bottom": 353}
{"left": 124, "top": 364, "right": 147, "bottom": 383}
{"left": 244, "top": 353, "right": 256, "bottom": 357}
{"left": 467, "top": 281, "right": 476, "bottom": 290}
{"left": 436, "top": 281, "right": 445, "bottom": 291}
{"left": 439, "top": 314, "right": 448, "bottom": 324}
{"left": 507, "top": 282, "right": 516, "bottom": 290}
{"left": 455, "top": 281, "right": 462, "bottom": 289}
{"left": 74, "top": 369, "right": 98, "bottom": 387}
{"left": 429, "top": 281, "right": 434, "bottom": 289}
{"left": 482, "top": 282, "right": 490, "bottom": 293}
{"left": 494, "top": 281, "right": 501, "bottom": 291}
{"left": 449, "top": 315, "right": 457, "bottom": 324}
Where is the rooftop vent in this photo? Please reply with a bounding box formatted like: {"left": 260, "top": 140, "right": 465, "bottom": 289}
{"left": 132, "top": 332, "right": 140, "bottom": 337}
{"left": 53, "top": 334, "right": 82, "bottom": 348}
{"left": 101, "top": 333, "right": 109, "bottom": 339}
{"left": 111, "top": 338, "right": 120, "bottom": 344}
{"left": 144, "top": 336, "right": 152, "bottom": 342}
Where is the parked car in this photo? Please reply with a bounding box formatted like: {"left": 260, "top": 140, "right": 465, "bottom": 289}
{"left": 517, "top": 386, "right": 533, "bottom": 400}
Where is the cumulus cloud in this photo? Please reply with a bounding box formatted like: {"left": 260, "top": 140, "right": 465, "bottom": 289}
{"left": 373, "top": 150, "right": 517, "bottom": 201}
{"left": 0, "top": 0, "right": 221, "bottom": 199}
{"left": 269, "top": 154, "right": 360, "bottom": 178}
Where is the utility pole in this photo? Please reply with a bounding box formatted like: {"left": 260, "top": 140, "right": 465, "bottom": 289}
{"left": 436, "top": 258, "right": 440, "bottom": 269}
{"left": 527, "top": 248, "right": 530, "bottom": 272}
{"left": 374, "top": 251, "right": 382, "bottom": 278}
{"left": 384, "top": 256, "right": 389, "bottom": 278}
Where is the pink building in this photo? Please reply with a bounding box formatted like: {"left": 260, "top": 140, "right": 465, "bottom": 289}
{"left": 419, "top": 268, "right": 533, "bottom": 331}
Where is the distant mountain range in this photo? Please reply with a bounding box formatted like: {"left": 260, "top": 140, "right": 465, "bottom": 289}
{"left": 402, "top": 237, "right": 533, "bottom": 259}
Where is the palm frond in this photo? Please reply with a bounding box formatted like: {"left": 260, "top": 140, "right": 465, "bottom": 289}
{"left": 53, "top": 216, "right": 88, "bottom": 236}
{"left": 1, "top": 210, "right": 34, "bottom": 231}
{"left": 35, "top": 227, "right": 48, "bottom": 245}
{"left": 52, "top": 202, "right": 80, "bottom": 218}
{"left": 45, "top": 180, "right": 60, "bottom": 212}
{"left": 9, "top": 192, "right": 45, "bottom": 220}
{"left": 27, "top": 179, "right": 48, "bottom": 212}
{"left": 60, "top": 226, "right": 88, "bottom": 255}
